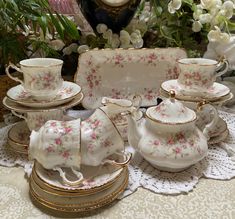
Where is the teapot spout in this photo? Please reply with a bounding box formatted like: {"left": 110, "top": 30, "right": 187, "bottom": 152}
{"left": 122, "top": 111, "right": 142, "bottom": 149}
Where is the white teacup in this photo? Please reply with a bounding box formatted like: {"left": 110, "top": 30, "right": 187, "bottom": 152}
{"left": 11, "top": 109, "right": 65, "bottom": 131}
{"left": 177, "top": 58, "right": 228, "bottom": 95}
{"left": 6, "top": 58, "right": 63, "bottom": 101}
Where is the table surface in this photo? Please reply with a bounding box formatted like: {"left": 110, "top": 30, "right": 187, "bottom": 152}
{"left": 1, "top": 106, "right": 235, "bottom": 219}
{"left": 1, "top": 165, "right": 235, "bottom": 219}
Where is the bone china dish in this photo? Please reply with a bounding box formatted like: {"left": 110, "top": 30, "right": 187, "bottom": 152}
{"left": 75, "top": 48, "right": 187, "bottom": 109}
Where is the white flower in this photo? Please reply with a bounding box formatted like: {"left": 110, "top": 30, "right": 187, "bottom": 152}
{"left": 103, "top": 29, "right": 113, "bottom": 42}
{"left": 110, "top": 34, "right": 120, "bottom": 48}
{"left": 208, "top": 26, "right": 230, "bottom": 43}
{"left": 193, "top": 7, "right": 203, "bottom": 20}
{"left": 219, "top": 1, "right": 235, "bottom": 19}
{"left": 168, "top": 0, "right": 182, "bottom": 14}
{"left": 48, "top": 39, "right": 65, "bottom": 51}
{"left": 120, "top": 30, "right": 131, "bottom": 44}
{"left": 201, "top": 0, "right": 222, "bottom": 10}
{"left": 77, "top": 45, "right": 89, "bottom": 54}
{"left": 192, "top": 21, "right": 202, "bottom": 32}
{"left": 199, "top": 13, "right": 212, "bottom": 24}
{"left": 96, "top": 23, "right": 108, "bottom": 34}
{"left": 132, "top": 38, "right": 144, "bottom": 48}
{"left": 62, "top": 43, "right": 78, "bottom": 56}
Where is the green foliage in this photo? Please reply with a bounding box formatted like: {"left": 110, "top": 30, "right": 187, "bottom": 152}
{"left": 0, "top": 0, "right": 80, "bottom": 71}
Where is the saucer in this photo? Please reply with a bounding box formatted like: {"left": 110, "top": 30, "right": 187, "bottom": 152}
{"left": 208, "top": 129, "right": 229, "bottom": 145}
{"left": 7, "top": 81, "right": 82, "bottom": 108}
{"left": 2, "top": 92, "right": 84, "bottom": 113}
{"left": 7, "top": 121, "right": 30, "bottom": 154}
{"left": 29, "top": 166, "right": 128, "bottom": 216}
{"left": 32, "top": 157, "right": 125, "bottom": 194}
{"left": 161, "top": 80, "right": 230, "bottom": 102}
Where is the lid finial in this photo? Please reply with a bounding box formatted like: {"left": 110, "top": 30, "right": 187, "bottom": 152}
{"left": 169, "top": 90, "right": 175, "bottom": 99}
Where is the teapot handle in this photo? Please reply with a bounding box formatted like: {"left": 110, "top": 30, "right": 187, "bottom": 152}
{"left": 197, "top": 101, "right": 219, "bottom": 140}
{"left": 53, "top": 167, "right": 84, "bottom": 186}
{"left": 101, "top": 151, "right": 132, "bottom": 167}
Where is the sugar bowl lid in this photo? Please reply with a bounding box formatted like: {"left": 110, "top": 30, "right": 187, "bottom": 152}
{"left": 146, "top": 90, "right": 197, "bottom": 124}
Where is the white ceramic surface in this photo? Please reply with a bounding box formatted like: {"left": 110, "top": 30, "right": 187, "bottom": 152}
{"left": 125, "top": 94, "right": 219, "bottom": 172}
{"left": 7, "top": 81, "right": 81, "bottom": 108}
{"left": 75, "top": 48, "right": 187, "bottom": 109}
{"left": 161, "top": 80, "right": 230, "bottom": 102}
{"left": 7, "top": 121, "right": 30, "bottom": 154}
{"left": 29, "top": 166, "right": 128, "bottom": 213}
{"left": 2, "top": 92, "right": 84, "bottom": 113}
{"left": 12, "top": 110, "right": 65, "bottom": 131}
{"left": 6, "top": 58, "right": 63, "bottom": 101}
{"left": 208, "top": 129, "right": 229, "bottom": 145}
{"left": 177, "top": 58, "right": 228, "bottom": 95}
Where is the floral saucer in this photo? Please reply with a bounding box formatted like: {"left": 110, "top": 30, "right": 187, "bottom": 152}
{"left": 208, "top": 129, "right": 229, "bottom": 145}
{"left": 29, "top": 166, "right": 128, "bottom": 215}
{"left": 32, "top": 159, "right": 125, "bottom": 194}
{"left": 7, "top": 121, "right": 30, "bottom": 154}
{"left": 161, "top": 79, "right": 230, "bottom": 102}
{"left": 2, "top": 92, "right": 84, "bottom": 113}
{"left": 7, "top": 81, "right": 81, "bottom": 108}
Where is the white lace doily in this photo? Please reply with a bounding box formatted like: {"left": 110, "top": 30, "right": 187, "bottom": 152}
{"left": 1, "top": 111, "right": 235, "bottom": 196}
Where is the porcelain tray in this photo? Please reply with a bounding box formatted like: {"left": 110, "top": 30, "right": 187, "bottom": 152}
{"left": 75, "top": 48, "right": 187, "bottom": 109}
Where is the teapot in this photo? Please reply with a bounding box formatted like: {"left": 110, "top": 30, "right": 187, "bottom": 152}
{"left": 123, "top": 91, "right": 218, "bottom": 172}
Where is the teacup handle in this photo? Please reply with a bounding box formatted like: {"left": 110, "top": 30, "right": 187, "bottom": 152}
{"left": 102, "top": 151, "right": 132, "bottom": 167}
{"left": 11, "top": 110, "right": 27, "bottom": 121}
{"left": 215, "top": 59, "right": 229, "bottom": 77}
{"left": 53, "top": 167, "right": 84, "bottom": 186}
{"left": 6, "top": 63, "right": 24, "bottom": 84}
{"left": 197, "top": 102, "right": 219, "bottom": 140}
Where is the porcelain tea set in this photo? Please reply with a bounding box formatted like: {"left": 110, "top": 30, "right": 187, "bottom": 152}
{"left": 2, "top": 55, "right": 233, "bottom": 215}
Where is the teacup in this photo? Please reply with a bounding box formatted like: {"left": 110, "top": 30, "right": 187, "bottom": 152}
{"left": 177, "top": 58, "right": 228, "bottom": 95}
{"left": 29, "top": 117, "right": 131, "bottom": 186}
{"left": 11, "top": 109, "right": 65, "bottom": 131}
{"left": 6, "top": 58, "right": 63, "bottom": 101}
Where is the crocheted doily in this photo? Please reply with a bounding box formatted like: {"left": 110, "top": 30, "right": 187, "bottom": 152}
{"left": 1, "top": 111, "right": 235, "bottom": 196}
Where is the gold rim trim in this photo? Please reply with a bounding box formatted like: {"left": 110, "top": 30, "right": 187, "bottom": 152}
{"left": 29, "top": 169, "right": 128, "bottom": 211}
{"left": 160, "top": 86, "right": 230, "bottom": 103}
{"left": 32, "top": 165, "right": 125, "bottom": 196}
{"left": 33, "top": 161, "right": 125, "bottom": 194}
{"left": 2, "top": 92, "right": 84, "bottom": 113}
{"left": 7, "top": 83, "right": 82, "bottom": 105}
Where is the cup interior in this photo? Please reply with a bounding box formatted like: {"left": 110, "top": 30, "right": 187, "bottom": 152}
{"left": 178, "top": 58, "right": 218, "bottom": 66}
{"left": 20, "top": 58, "right": 63, "bottom": 67}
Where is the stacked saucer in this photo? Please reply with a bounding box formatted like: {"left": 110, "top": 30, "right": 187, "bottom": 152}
{"left": 160, "top": 80, "right": 232, "bottom": 144}
{"left": 29, "top": 161, "right": 128, "bottom": 216}
{"left": 3, "top": 81, "right": 83, "bottom": 155}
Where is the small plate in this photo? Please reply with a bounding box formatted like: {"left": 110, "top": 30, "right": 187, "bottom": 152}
{"left": 33, "top": 158, "right": 125, "bottom": 194}
{"left": 7, "top": 121, "right": 30, "bottom": 154}
{"left": 7, "top": 81, "right": 81, "bottom": 108}
{"left": 161, "top": 80, "right": 230, "bottom": 102}
{"left": 2, "top": 92, "right": 84, "bottom": 113}
{"left": 208, "top": 129, "right": 229, "bottom": 145}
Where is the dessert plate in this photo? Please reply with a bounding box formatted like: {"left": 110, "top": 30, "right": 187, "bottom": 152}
{"left": 7, "top": 121, "right": 30, "bottom": 154}
{"left": 7, "top": 81, "right": 81, "bottom": 108}
{"left": 33, "top": 157, "right": 125, "bottom": 194}
{"left": 2, "top": 92, "right": 84, "bottom": 113}
{"left": 29, "top": 167, "right": 128, "bottom": 215}
{"left": 161, "top": 80, "right": 230, "bottom": 102}
{"left": 75, "top": 48, "right": 187, "bottom": 109}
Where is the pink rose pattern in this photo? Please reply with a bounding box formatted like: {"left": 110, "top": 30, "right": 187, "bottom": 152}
{"left": 82, "top": 117, "right": 114, "bottom": 154}
{"left": 80, "top": 50, "right": 183, "bottom": 105}
{"left": 148, "top": 131, "right": 204, "bottom": 158}
{"left": 44, "top": 121, "right": 75, "bottom": 162}
{"left": 29, "top": 71, "right": 62, "bottom": 90}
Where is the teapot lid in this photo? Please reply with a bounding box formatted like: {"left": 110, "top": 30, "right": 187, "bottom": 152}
{"left": 146, "top": 90, "right": 196, "bottom": 124}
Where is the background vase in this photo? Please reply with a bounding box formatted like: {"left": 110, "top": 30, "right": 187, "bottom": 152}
{"left": 78, "top": 0, "right": 141, "bottom": 33}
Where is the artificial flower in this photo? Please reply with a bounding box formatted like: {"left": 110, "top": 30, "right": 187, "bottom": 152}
{"left": 168, "top": 0, "right": 182, "bottom": 14}
{"left": 192, "top": 21, "right": 203, "bottom": 32}
{"left": 207, "top": 26, "right": 230, "bottom": 43}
